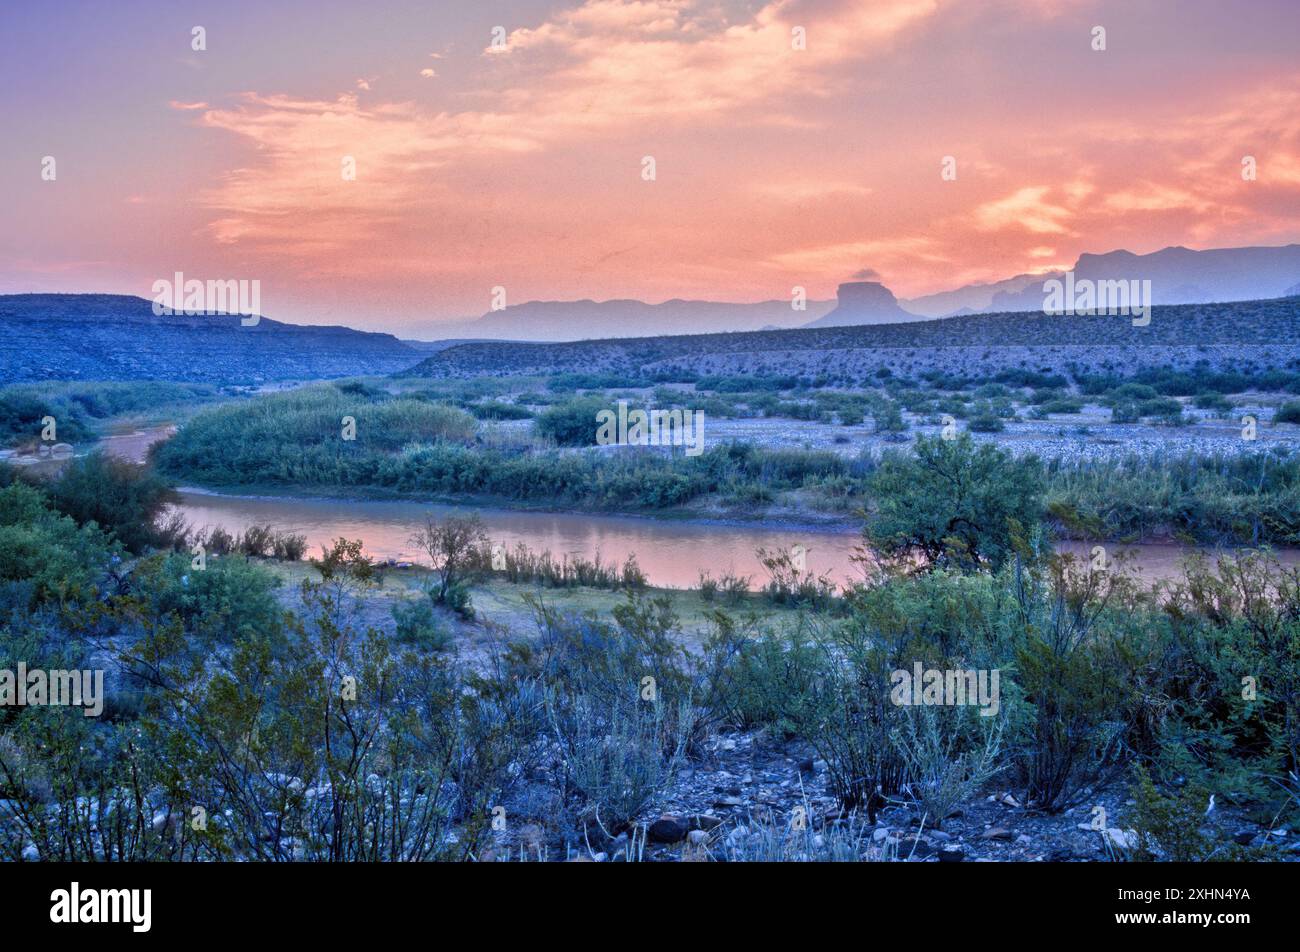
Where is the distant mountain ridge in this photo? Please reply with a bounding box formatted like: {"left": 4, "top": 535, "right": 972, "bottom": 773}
{"left": 901, "top": 243, "right": 1300, "bottom": 318}
{"left": 409, "top": 297, "right": 834, "bottom": 343}
{"left": 0, "top": 294, "right": 421, "bottom": 385}
{"left": 404, "top": 243, "right": 1300, "bottom": 341}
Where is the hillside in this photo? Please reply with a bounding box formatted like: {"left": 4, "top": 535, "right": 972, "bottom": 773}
{"left": 0, "top": 294, "right": 422, "bottom": 384}
{"left": 405, "top": 295, "right": 1300, "bottom": 381}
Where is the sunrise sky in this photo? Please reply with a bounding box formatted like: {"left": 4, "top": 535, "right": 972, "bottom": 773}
{"left": 3, "top": 0, "right": 1299, "bottom": 331}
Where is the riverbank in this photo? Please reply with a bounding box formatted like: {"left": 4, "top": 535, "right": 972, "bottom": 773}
{"left": 173, "top": 485, "right": 1300, "bottom": 590}
{"left": 16, "top": 417, "right": 1291, "bottom": 589}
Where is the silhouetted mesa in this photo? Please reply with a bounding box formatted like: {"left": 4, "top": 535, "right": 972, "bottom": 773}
{"left": 803, "top": 281, "right": 924, "bottom": 328}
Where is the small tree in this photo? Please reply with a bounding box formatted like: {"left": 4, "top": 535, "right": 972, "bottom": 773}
{"left": 864, "top": 434, "right": 1043, "bottom": 573}
{"left": 409, "top": 513, "right": 488, "bottom": 608}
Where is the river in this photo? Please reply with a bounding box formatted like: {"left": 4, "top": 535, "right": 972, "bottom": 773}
{"left": 173, "top": 488, "right": 868, "bottom": 589}
{"left": 171, "top": 489, "right": 1300, "bottom": 590}
{"left": 87, "top": 423, "right": 1300, "bottom": 590}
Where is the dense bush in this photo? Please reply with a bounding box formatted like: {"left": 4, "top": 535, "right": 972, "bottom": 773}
{"left": 0, "top": 481, "right": 114, "bottom": 608}
{"left": 44, "top": 452, "right": 177, "bottom": 553}
{"left": 465, "top": 400, "right": 534, "bottom": 421}
{"left": 865, "top": 435, "right": 1044, "bottom": 572}
{"left": 533, "top": 396, "right": 614, "bottom": 446}
{"left": 1275, "top": 400, "right": 1300, "bottom": 425}
{"left": 1044, "top": 449, "right": 1300, "bottom": 545}
{"left": 0, "top": 380, "right": 217, "bottom": 448}
{"left": 967, "top": 412, "right": 1005, "bottom": 433}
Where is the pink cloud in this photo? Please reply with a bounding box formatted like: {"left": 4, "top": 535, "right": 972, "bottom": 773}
{"left": 136, "top": 1, "right": 1300, "bottom": 318}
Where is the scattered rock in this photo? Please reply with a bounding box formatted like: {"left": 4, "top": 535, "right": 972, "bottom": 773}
{"left": 1103, "top": 828, "right": 1138, "bottom": 851}
{"left": 648, "top": 815, "right": 689, "bottom": 844}
{"left": 898, "top": 837, "right": 935, "bottom": 858}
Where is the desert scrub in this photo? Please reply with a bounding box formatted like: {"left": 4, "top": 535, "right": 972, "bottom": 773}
{"left": 1126, "top": 764, "right": 1217, "bottom": 862}
{"left": 1042, "top": 449, "right": 1300, "bottom": 545}
{"left": 547, "top": 691, "right": 692, "bottom": 834}
{"left": 465, "top": 400, "right": 533, "bottom": 421}
{"left": 532, "top": 395, "right": 620, "bottom": 446}
{"left": 391, "top": 596, "right": 453, "bottom": 651}
{"left": 871, "top": 399, "right": 907, "bottom": 434}
{"left": 755, "top": 544, "right": 838, "bottom": 610}
{"left": 967, "top": 412, "right": 1005, "bottom": 433}
{"left": 893, "top": 706, "right": 1004, "bottom": 828}
{"left": 1275, "top": 400, "right": 1300, "bottom": 424}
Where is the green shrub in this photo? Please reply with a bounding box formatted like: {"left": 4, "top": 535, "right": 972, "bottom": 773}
{"left": 1275, "top": 400, "right": 1300, "bottom": 425}
{"left": 1110, "top": 402, "right": 1140, "bottom": 424}
{"left": 872, "top": 400, "right": 906, "bottom": 434}
{"left": 1193, "top": 392, "right": 1232, "bottom": 413}
{"left": 1127, "top": 764, "right": 1215, "bottom": 862}
{"left": 755, "top": 545, "right": 837, "bottom": 610}
{"left": 533, "top": 396, "right": 612, "bottom": 446}
{"left": 1040, "top": 398, "right": 1084, "bottom": 415}
{"left": 967, "top": 413, "right": 1004, "bottom": 433}
{"left": 548, "top": 692, "right": 692, "bottom": 833}
{"left": 45, "top": 452, "right": 176, "bottom": 554}
{"left": 0, "top": 483, "right": 113, "bottom": 607}
{"left": 865, "top": 435, "right": 1043, "bottom": 573}
{"left": 392, "top": 596, "right": 453, "bottom": 651}
{"left": 466, "top": 401, "right": 533, "bottom": 421}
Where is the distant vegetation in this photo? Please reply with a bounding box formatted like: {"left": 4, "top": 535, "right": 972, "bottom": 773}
{"left": 156, "top": 391, "right": 862, "bottom": 513}
{"left": 0, "top": 380, "right": 219, "bottom": 448}
{"left": 152, "top": 380, "right": 1300, "bottom": 546}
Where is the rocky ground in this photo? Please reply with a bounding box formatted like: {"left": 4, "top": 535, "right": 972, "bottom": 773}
{"left": 485, "top": 728, "right": 1300, "bottom": 863}
{"left": 705, "top": 403, "right": 1297, "bottom": 463}
{"left": 410, "top": 297, "right": 1300, "bottom": 382}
